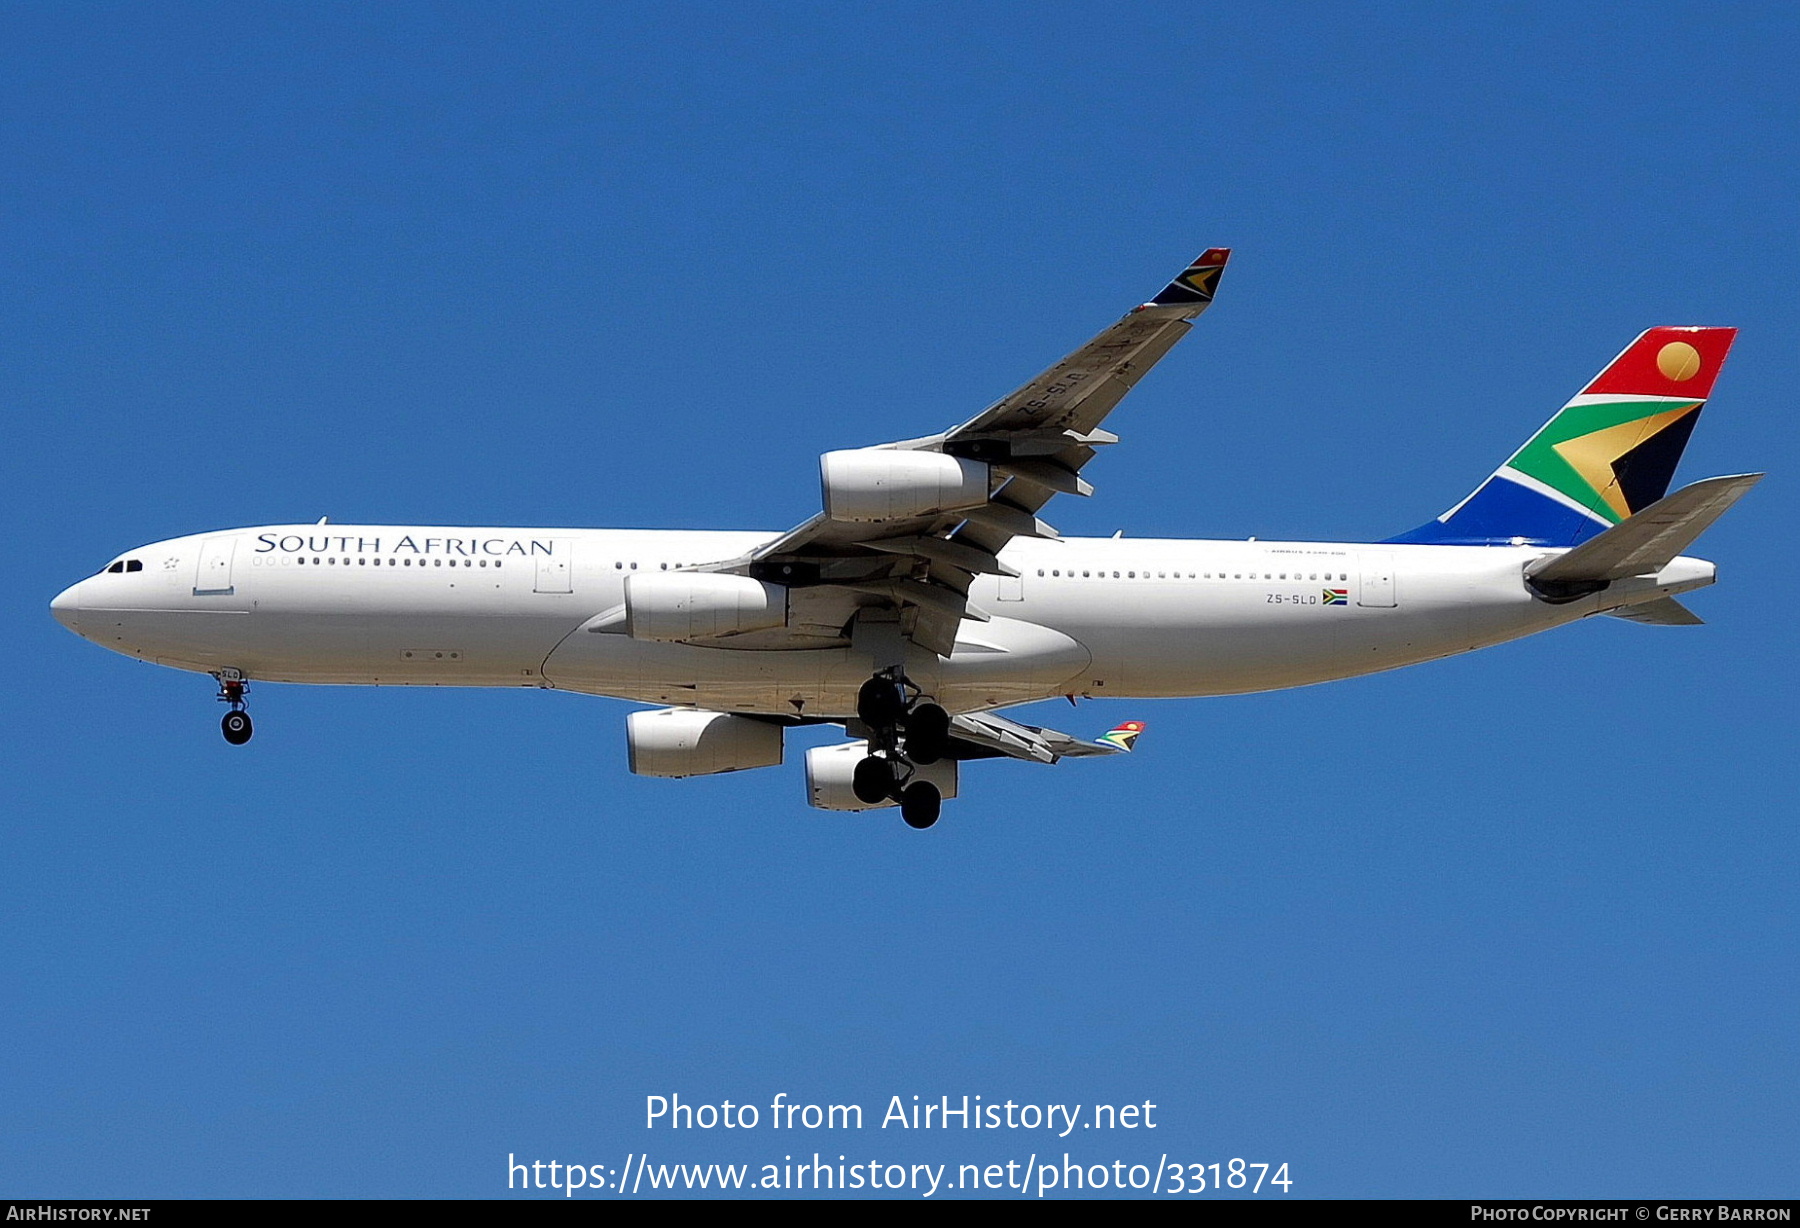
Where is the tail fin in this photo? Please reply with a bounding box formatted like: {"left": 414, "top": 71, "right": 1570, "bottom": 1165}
{"left": 1388, "top": 327, "right": 1738, "bottom": 546}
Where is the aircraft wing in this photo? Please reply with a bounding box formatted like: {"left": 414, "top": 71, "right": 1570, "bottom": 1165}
{"left": 709, "top": 250, "right": 1232, "bottom": 656}
{"left": 946, "top": 713, "right": 1146, "bottom": 764}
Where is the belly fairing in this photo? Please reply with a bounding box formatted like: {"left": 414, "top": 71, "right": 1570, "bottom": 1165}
{"left": 541, "top": 615, "right": 1090, "bottom": 716}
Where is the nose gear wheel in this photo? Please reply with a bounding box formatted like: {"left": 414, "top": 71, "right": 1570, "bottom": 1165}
{"left": 215, "top": 676, "right": 253, "bottom": 745}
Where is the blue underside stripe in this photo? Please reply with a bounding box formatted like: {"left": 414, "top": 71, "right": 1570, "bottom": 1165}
{"left": 1383, "top": 476, "right": 1610, "bottom": 547}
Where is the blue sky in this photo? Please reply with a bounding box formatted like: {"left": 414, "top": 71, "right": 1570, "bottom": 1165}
{"left": 3, "top": 2, "right": 1796, "bottom": 1198}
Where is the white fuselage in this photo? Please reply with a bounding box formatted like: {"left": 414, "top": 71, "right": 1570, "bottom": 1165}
{"left": 51, "top": 524, "right": 1716, "bottom": 717}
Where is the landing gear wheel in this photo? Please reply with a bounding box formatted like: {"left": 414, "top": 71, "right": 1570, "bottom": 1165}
{"left": 221, "top": 710, "right": 253, "bottom": 745}
{"left": 904, "top": 702, "right": 950, "bottom": 765}
{"left": 852, "top": 755, "right": 897, "bottom": 805}
{"left": 857, "top": 676, "right": 908, "bottom": 728}
{"left": 899, "top": 781, "right": 941, "bottom": 830}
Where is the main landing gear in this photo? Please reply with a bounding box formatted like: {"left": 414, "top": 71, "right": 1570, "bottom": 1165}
{"left": 853, "top": 672, "right": 950, "bottom": 829}
{"left": 216, "top": 675, "right": 253, "bottom": 745}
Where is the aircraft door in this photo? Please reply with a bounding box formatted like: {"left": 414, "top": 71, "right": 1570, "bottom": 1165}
{"left": 995, "top": 574, "right": 1024, "bottom": 601}
{"left": 534, "top": 540, "right": 574, "bottom": 594}
{"left": 1358, "top": 551, "right": 1397, "bottom": 608}
{"left": 194, "top": 536, "right": 238, "bottom": 595}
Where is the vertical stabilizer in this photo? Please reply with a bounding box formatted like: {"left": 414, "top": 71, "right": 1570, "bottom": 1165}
{"left": 1388, "top": 327, "right": 1737, "bottom": 546}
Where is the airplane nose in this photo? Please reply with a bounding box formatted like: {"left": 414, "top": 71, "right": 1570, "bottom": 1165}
{"left": 50, "top": 581, "right": 84, "bottom": 630}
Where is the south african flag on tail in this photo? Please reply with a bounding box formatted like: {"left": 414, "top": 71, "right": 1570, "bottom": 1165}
{"left": 1387, "top": 326, "right": 1737, "bottom": 547}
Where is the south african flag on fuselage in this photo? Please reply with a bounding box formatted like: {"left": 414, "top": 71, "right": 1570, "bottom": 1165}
{"left": 1323, "top": 589, "right": 1347, "bottom": 605}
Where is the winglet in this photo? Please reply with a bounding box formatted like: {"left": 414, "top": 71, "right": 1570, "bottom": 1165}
{"left": 1094, "top": 720, "right": 1146, "bottom": 752}
{"left": 1142, "top": 249, "right": 1230, "bottom": 311}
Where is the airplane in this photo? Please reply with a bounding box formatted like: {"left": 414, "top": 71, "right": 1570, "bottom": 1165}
{"left": 49, "top": 249, "right": 1761, "bottom": 829}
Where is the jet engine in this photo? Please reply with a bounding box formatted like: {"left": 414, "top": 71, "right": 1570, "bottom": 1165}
{"left": 626, "top": 708, "right": 784, "bottom": 777}
{"left": 819, "top": 449, "right": 989, "bottom": 523}
{"left": 805, "top": 740, "right": 959, "bottom": 810}
{"left": 625, "top": 572, "right": 787, "bottom": 642}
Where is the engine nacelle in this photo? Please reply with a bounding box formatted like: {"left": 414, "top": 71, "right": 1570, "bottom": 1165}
{"left": 627, "top": 708, "right": 784, "bottom": 778}
{"left": 805, "top": 740, "right": 960, "bottom": 811}
{"left": 819, "top": 448, "right": 989, "bottom": 523}
{"left": 625, "top": 572, "right": 786, "bottom": 642}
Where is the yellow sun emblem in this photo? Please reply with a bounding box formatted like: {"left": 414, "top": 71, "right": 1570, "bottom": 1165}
{"left": 1656, "top": 341, "right": 1702, "bottom": 382}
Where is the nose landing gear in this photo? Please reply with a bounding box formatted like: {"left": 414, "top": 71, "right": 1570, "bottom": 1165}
{"left": 853, "top": 670, "right": 950, "bottom": 828}
{"left": 216, "top": 675, "right": 253, "bottom": 745}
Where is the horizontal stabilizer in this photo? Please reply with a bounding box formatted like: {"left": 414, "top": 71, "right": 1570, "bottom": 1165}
{"left": 1528, "top": 473, "right": 1763, "bottom": 586}
{"left": 1606, "top": 597, "right": 1705, "bottom": 626}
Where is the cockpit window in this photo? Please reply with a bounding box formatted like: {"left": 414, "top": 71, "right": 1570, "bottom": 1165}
{"left": 106, "top": 561, "right": 124, "bottom": 574}
{"left": 103, "top": 559, "right": 143, "bottom": 574}
{"left": 126, "top": 560, "right": 142, "bottom": 572}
